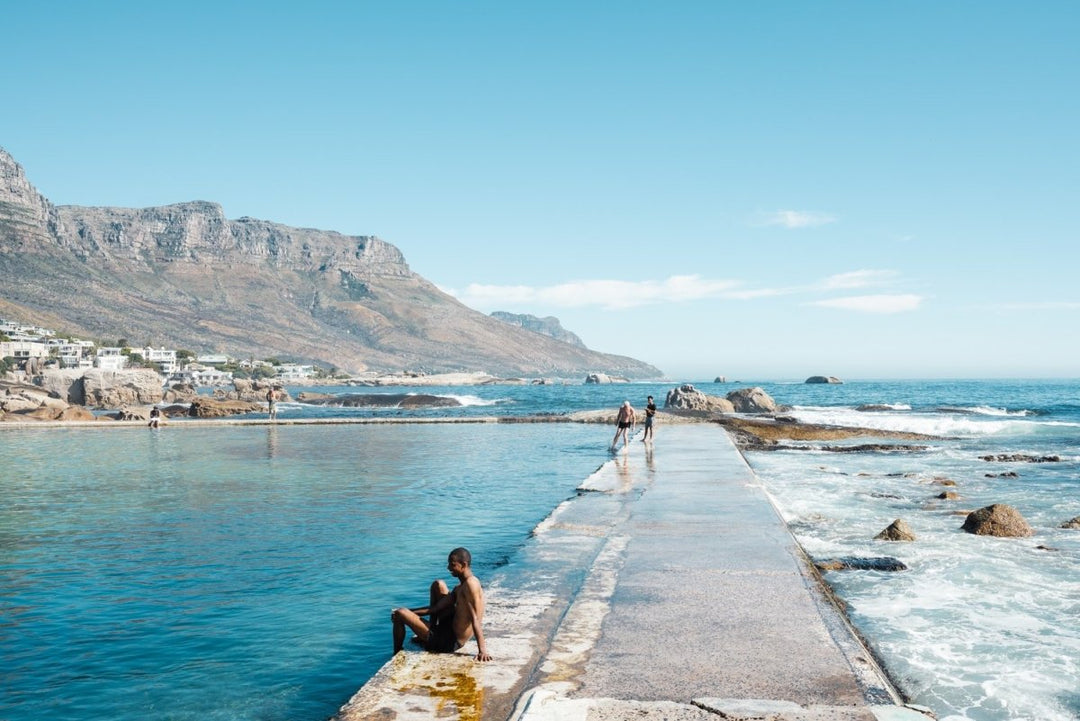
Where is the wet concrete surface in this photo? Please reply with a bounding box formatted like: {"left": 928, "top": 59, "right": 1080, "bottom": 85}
{"left": 335, "top": 424, "right": 920, "bottom": 721}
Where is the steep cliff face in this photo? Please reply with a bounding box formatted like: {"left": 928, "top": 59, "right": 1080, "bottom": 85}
{"left": 0, "top": 147, "right": 662, "bottom": 378}
{"left": 0, "top": 149, "right": 62, "bottom": 245}
{"left": 491, "top": 311, "right": 587, "bottom": 349}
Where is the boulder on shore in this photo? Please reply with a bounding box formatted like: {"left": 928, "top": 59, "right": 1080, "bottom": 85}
{"left": 875, "top": 519, "right": 916, "bottom": 542}
{"left": 162, "top": 383, "right": 198, "bottom": 403}
{"left": 214, "top": 378, "right": 292, "bottom": 403}
{"left": 806, "top": 375, "right": 843, "bottom": 384}
{"left": 726, "top": 387, "right": 779, "bottom": 414}
{"left": 664, "top": 384, "right": 734, "bottom": 413}
{"left": 961, "top": 504, "right": 1034, "bottom": 537}
{"left": 188, "top": 397, "right": 264, "bottom": 418}
{"left": 82, "top": 369, "right": 164, "bottom": 407}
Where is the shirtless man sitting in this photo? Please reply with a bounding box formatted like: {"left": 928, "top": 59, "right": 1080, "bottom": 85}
{"left": 390, "top": 547, "right": 492, "bottom": 661}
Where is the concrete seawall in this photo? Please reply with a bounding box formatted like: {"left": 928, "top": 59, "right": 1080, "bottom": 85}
{"left": 334, "top": 425, "right": 933, "bottom": 721}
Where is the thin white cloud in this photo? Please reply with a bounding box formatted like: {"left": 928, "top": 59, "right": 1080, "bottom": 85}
{"left": 756, "top": 210, "right": 837, "bottom": 229}
{"left": 820, "top": 270, "right": 899, "bottom": 290}
{"left": 447, "top": 269, "right": 919, "bottom": 314}
{"left": 453, "top": 274, "right": 741, "bottom": 311}
{"left": 810, "top": 294, "right": 923, "bottom": 313}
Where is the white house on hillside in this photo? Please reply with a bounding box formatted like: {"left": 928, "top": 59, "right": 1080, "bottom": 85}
{"left": 277, "top": 363, "right": 316, "bottom": 380}
{"left": 196, "top": 354, "right": 231, "bottom": 366}
{"left": 142, "top": 347, "right": 179, "bottom": 374}
{"left": 0, "top": 340, "right": 48, "bottom": 361}
{"left": 170, "top": 364, "right": 233, "bottom": 386}
{"left": 95, "top": 347, "right": 128, "bottom": 371}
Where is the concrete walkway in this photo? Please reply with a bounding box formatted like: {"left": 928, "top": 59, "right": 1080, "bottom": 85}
{"left": 335, "top": 424, "right": 930, "bottom": 721}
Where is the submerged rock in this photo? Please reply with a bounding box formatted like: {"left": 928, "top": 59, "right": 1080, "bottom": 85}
{"left": 819, "top": 444, "right": 929, "bottom": 453}
{"left": 961, "top": 504, "right": 1034, "bottom": 537}
{"left": 875, "top": 519, "right": 916, "bottom": 542}
{"left": 980, "top": 453, "right": 1061, "bottom": 463}
{"left": 815, "top": 556, "right": 908, "bottom": 572}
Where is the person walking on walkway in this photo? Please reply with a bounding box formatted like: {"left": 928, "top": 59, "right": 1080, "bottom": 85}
{"left": 610, "top": 400, "right": 636, "bottom": 451}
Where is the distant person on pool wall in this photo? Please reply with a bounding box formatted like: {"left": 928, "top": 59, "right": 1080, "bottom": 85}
{"left": 266, "top": 387, "right": 278, "bottom": 420}
{"left": 610, "top": 400, "right": 635, "bottom": 451}
{"left": 390, "top": 547, "right": 492, "bottom": 661}
{"left": 642, "top": 395, "right": 656, "bottom": 443}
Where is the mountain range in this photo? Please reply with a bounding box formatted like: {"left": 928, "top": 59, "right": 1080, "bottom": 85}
{"left": 0, "top": 147, "right": 660, "bottom": 378}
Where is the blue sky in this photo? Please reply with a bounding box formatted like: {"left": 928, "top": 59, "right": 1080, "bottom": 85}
{"left": 4, "top": 2, "right": 1078, "bottom": 379}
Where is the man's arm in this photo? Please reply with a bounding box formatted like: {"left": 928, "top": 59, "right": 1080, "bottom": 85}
{"left": 460, "top": 577, "right": 491, "bottom": 661}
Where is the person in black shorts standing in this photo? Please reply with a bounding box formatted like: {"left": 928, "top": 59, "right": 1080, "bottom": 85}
{"left": 610, "top": 400, "right": 636, "bottom": 451}
{"left": 642, "top": 395, "right": 657, "bottom": 443}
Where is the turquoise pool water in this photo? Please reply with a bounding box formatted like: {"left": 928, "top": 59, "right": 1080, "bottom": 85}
{"left": 1, "top": 422, "right": 603, "bottom": 721}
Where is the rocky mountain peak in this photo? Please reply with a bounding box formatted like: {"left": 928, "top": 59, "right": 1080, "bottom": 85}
{"left": 491, "top": 311, "right": 587, "bottom": 349}
{"left": 0, "top": 148, "right": 662, "bottom": 378}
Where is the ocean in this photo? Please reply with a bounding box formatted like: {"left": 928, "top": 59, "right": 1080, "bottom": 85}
{"left": 1, "top": 379, "right": 1077, "bottom": 721}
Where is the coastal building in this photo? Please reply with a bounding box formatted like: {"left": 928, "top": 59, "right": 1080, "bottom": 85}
{"left": 169, "top": 364, "right": 234, "bottom": 387}
{"left": 52, "top": 339, "right": 97, "bottom": 369}
{"left": 0, "top": 340, "right": 48, "bottom": 361}
{"left": 142, "top": 347, "right": 179, "bottom": 374}
{"left": 95, "top": 347, "right": 128, "bottom": 371}
{"left": 277, "top": 363, "right": 316, "bottom": 380}
{"left": 196, "top": 354, "right": 231, "bottom": 366}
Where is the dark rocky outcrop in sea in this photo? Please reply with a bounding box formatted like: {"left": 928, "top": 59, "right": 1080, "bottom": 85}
{"left": 805, "top": 375, "right": 843, "bottom": 384}
{"left": 297, "top": 392, "right": 460, "bottom": 408}
{"left": 979, "top": 453, "right": 1061, "bottom": 463}
{"left": 815, "top": 557, "right": 908, "bottom": 572}
{"left": 961, "top": 504, "right": 1034, "bottom": 537}
{"left": 1060, "top": 516, "right": 1080, "bottom": 530}
{"left": 584, "top": 373, "right": 629, "bottom": 384}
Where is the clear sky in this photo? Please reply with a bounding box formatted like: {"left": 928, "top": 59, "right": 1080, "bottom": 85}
{"left": 4, "top": 2, "right": 1078, "bottom": 379}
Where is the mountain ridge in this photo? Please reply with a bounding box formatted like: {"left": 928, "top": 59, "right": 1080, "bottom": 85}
{"left": 0, "top": 147, "right": 661, "bottom": 378}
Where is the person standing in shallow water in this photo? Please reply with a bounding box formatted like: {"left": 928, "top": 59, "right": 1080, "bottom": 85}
{"left": 642, "top": 395, "right": 657, "bottom": 443}
{"left": 390, "top": 547, "right": 492, "bottom": 661}
{"left": 610, "top": 400, "right": 635, "bottom": 451}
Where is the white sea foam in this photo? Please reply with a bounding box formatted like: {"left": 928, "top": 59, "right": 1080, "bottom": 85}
{"left": 938, "top": 405, "right": 1035, "bottom": 417}
{"left": 747, "top": 435, "right": 1080, "bottom": 721}
{"left": 784, "top": 405, "right": 1080, "bottom": 438}
{"left": 442, "top": 394, "right": 504, "bottom": 407}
